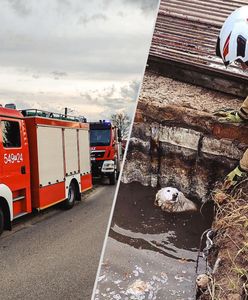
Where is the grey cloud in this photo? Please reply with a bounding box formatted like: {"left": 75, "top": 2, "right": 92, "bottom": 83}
{"left": 0, "top": 0, "right": 157, "bottom": 120}
{"left": 32, "top": 74, "right": 40, "bottom": 79}
{"left": 0, "top": 0, "right": 158, "bottom": 80}
{"left": 102, "top": 0, "right": 158, "bottom": 14}
{"left": 117, "top": 11, "right": 125, "bottom": 17}
{"left": 120, "top": 81, "right": 139, "bottom": 100}
{"left": 0, "top": 79, "right": 139, "bottom": 121}
{"left": 124, "top": 0, "right": 158, "bottom": 14}
{"left": 51, "top": 71, "right": 67, "bottom": 77}
{"left": 104, "top": 86, "right": 116, "bottom": 98}
{"left": 51, "top": 71, "right": 68, "bottom": 80}
{"left": 78, "top": 80, "right": 139, "bottom": 119}
{"left": 0, "top": 33, "right": 148, "bottom": 80}
{"left": 101, "top": 0, "right": 114, "bottom": 10}
{"left": 58, "top": 0, "right": 71, "bottom": 7}
{"left": 80, "top": 93, "right": 93, "bottom": 102}
{"left": 78, "top": 13, "right": 108, "bottom": 25}
{"left": 3, "top": 96, "right": 66, "bottom": 114}
{"left": 7, "top": 0, "right": 31, "bottom": 17}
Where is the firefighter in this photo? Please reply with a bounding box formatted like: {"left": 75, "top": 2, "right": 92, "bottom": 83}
{"left": 215, "top": 6, "right": 248, "bottom": 189}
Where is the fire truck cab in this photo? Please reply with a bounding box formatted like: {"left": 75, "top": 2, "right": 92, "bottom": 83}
{"left": 90, "top": 121, "right": 122, "bottom": 185}
{"left": 0, "top": 106, "right": 92, "bottom": 235}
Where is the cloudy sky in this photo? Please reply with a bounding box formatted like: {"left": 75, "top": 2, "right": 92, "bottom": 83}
{"left": 0, "top": 0, "right": 159, "bottom": 121}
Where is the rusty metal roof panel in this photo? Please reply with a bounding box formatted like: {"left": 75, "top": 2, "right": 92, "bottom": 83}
{"left": 149, "top": 0, "right": 248, "bottom": 80}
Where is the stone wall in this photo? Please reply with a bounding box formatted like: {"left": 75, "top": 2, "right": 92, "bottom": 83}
{"left": 122, "top": 103, "right": 248, "bottom": 202}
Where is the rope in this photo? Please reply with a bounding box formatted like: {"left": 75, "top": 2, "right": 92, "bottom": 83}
{"left": 196, "top": 229, "right": 215, "bottom": 275}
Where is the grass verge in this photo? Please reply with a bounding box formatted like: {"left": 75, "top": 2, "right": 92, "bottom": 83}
{"left": 199, "top": 181, "right": 248, "bottom": 300}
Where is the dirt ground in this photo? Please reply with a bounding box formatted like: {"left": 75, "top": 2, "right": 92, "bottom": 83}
{"left": 139, "top": 71, "right": 243, "bottom": 112}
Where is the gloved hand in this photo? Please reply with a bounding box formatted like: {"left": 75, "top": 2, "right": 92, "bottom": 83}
{"left": 213, "top": 108, "right": 244, "bottom": 123}
{"left": 223, "top": 165, "right": 247, "bottom": 190}
{"left": 213, "top": 108, "right": 236, "bottom": 116}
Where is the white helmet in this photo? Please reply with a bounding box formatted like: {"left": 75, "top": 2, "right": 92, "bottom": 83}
{"left": 216, "top": 6, "right": 248, "bottom": 66}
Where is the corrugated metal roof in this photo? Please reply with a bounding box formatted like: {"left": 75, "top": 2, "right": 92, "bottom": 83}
{"left": 149, "top": 0, "right": 248, "bottom": 80}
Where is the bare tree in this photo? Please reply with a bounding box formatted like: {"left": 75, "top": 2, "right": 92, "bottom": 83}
{"left": 111, "top": 113, "right": 131, "bottom": 139}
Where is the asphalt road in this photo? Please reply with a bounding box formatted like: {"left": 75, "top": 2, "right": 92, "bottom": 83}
{"left": 0, "top": 184, "right": 115, "bottom": 300}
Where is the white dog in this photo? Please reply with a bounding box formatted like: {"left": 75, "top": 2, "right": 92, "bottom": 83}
{"left": 154, "top": 187, "right": 197, "bottom": 213}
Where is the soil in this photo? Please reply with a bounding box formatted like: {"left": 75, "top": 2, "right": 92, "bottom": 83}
{"left": 139, "top": 71, "right": 243, "bottom": 112}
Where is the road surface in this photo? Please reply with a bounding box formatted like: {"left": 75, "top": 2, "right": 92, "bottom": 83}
{"left": 0, "top": 184, "right": 115, "bottom": 300}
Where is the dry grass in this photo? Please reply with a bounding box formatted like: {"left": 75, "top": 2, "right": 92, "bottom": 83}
{"left": 199, "top": 183, "right": 248, "bottom": 300}
{"left": 213, "top": 186, "right": 248, "bottom": 232}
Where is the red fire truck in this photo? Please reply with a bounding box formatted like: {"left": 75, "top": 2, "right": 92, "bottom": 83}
{"left": 90, "top": 121, "right": 122, "bottom": 185}
{"left": 0, "top": 106, "right": 92, "bottom": 235}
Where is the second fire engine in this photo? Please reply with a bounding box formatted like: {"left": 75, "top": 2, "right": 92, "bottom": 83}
{"left": 90, "top": 120, "right": 122, "bottom": 185}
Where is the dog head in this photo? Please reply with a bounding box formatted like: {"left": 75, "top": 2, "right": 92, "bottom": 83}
{"left": 155, "top": 187, "right": 179, "bottom": 207}
{"left": 155, "top": 187, "right": 197, "bottom": 213}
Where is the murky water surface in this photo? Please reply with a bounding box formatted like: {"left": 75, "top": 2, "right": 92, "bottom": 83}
{"left": 95, "top": 182, "right": 213, "bottom": 300}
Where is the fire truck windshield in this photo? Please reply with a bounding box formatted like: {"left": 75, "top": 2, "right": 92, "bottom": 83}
{"left": 90, "top": 129, "right": 111, "bottom": 146}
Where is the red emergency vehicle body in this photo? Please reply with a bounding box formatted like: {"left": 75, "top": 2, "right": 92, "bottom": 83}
{"left": 0, "top": 107, "right": 92, "bottom": 233}
{"left": 90, "top": 121, "right": 122, "bottom": 185}
{"left": 91, "top": 129, "right": 116, "bottom": 161}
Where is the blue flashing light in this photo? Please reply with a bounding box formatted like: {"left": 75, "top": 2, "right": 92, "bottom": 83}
{"left": 99, "top": 119, "right": 111, "bottom": 124}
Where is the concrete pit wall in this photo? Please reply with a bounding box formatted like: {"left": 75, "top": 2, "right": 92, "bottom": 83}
{"left": 122, "top": 103, "right": 248, "bottom": 202}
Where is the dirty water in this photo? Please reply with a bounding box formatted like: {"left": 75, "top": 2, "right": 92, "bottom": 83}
{"left": 95, "top": 182, "right": 214, "bottom": 300}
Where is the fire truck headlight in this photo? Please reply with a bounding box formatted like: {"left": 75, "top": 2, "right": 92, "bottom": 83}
{"left": 101, "top": 160, "right": 115, "bottom": 173}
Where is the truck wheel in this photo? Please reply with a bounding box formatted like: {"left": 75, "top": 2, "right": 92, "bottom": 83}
{"left": 64, "top": 182, "right": 76, "bottom": 209}
{"left": 0, "top": 208, "right": 4, "bottom": 235}
{"left": 109, "top": 171, "right": 116, "bottom": 185}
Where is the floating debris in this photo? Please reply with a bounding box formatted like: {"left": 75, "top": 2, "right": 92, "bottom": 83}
{"left": 127, "top": 280, "right": 152, "bottom": 296}
{"left": 196, "top": 274, "right": 210, "bottom": 290}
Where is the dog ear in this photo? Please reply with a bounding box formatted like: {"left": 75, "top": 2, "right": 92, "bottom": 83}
{"left": 154, "top": 190, "right": 161, "bottom": 206}
{"left": 178, "top": 191, "right": 183, "bottom": 202}
{"left": 154, "top": 192, "right": 158, "bottom": 205}
{"left": 156, "top": 190, "right": 161, "bottom": 200}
